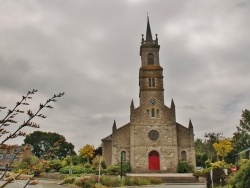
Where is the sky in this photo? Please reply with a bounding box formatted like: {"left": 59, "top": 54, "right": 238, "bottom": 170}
{"left": 0, "top": 0, "right": 249, "bottom": 152}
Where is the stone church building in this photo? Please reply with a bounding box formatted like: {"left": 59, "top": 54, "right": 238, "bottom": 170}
{"left": 102, "top": 18, "right": 196, "bottom": 173}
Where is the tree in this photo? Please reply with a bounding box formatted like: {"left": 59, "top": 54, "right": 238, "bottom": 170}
{"left": 204, "top": 132, "right": 223, "bottom": 161}
{"left": 195, "top": 138, "right": 208, "bottom": 167}
{"left": 213, "top": 139, "right": 233, "bottom": 161}
{"left": 24, "top": 131, "right": 76, "bottom": 158}
{"left": 79, "top": 144, "right": 95, "bottom": 163}
{"left": 232, "top": 109, "right": 250, "bottom": 153}
{"left": 0, "top": 90, "right": 64, "bottom": 187}
{"left": 0, "top": 90, "right": 64, "bottom": 145}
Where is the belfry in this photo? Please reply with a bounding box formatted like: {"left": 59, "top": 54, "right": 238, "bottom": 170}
{"left": 102, "top": 17, "right": 196, "bottom": 172}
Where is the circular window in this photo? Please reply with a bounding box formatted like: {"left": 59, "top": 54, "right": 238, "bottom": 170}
{"left": 148, "top": 130, "right": 159, "bottom": 141}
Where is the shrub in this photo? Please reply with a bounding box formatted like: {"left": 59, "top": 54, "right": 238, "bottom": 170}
{"left": 48, "top": 159, "right": 63, "bottom": 172}
{"left": 84, "top": 163, "right": 92, "bottom": 168}
{"left": 206, "top": 167, "right": 227, "bottom": 187}
{"left": 120, "top": 162, "right": 132, "bottom": 175}
{"left": 177, "top": 161, "right": 193, "bottom": 173}
{"left": 101, "top": 176, "right": 120, "bottom": 187}
{"left": 75, "top": 176, "right": 97, "bottom": 188}
{"left": 149, "top": 178, "right": 162, "bottom": 184}
{"left": 63, "top": 175, "right": 77, "bottom": 184}
{"left": 229, "top": 160, "right": 250, "bottom": 188}
{"left": 59, "top": 165, "right": 85, "bottom": 174}
{"left": 124, "top": 177, "right": 160, "bottom": 186}
{"left": 107, "top": 165, "right": 119, "bottom": 175}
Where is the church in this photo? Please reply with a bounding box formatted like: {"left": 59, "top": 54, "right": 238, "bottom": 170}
{"left": 102, "top": 18, "right": 196, "bottom": 173}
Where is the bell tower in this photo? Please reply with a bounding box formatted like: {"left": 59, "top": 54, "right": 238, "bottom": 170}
{"left": 139, "top": 16, "right": 164, "bottom": 106}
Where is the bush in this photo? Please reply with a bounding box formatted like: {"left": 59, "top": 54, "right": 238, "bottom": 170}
{"left": 120, "top": 162, "right": 132, "bottom": 175}
{"left": 206, "top": 167, "right": 227, "bottom": 187}
{"left": 124, "top": 177, "right": 160, "bottom": 186}
{"left": 75, "top": 176, "right": 97, "bottom": 188}
{"left": 101, "top": 176, "right": 120, "bottom": 187}
{"left": 177, "top": 161, "right": 193, "bottom": 173}
{"left": 84, "top": 163, "right": 92, "bottom": 168}
{"left": 107, "top": 165, "right": 119, "bottom": 175}
{"left": 229, "top": 160, "right": 250, "bottom": 188}
{"left": 149, "top": 178, "right": 162, "bottom": 185}
{"left": 48, "top": 159, "right": 63, "bottom": 172}
{"left": 63, "top": 175, "right": 77, "bottom": 184}
{"left": 59, "top": 165, "right": 86, "bottom": 174}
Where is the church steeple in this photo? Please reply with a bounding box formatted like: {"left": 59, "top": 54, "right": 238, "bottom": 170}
{"left": 139, "top": 17, "right": 164, "bottom": 105}
{"left": 146, "top": 16, "right": 153, "bottom": 41}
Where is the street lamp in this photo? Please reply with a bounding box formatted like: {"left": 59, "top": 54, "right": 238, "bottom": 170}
{"left": 120, "top": 153, "right": 123, "bottom": 180}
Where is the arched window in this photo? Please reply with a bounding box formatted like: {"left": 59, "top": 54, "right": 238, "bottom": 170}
{"left": 156, "top": 109, "right": 160, "bottom": 118}
{"left": 151, "top": 108, "right": 155, "bottom": 117}
{"left": 147, "top": 109, "right": 150, "bottom": 117}
{"left": 121, "top": 151, "right": 126, "bottom": 161}
{"left": 181, "top": 151, "right": 187, "bottom": 161}
{"left": 148, "top": 53, "right": 154, "bottom": 65}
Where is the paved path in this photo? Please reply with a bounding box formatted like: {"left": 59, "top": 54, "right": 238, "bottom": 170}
{"left": 132, "top": 184, "right": 206, "bottom": 188}
{"left": 0, "top": 179, "right": 72, "bottom": 188}
{"left": 126, "top": 173, "right": 194, "bottom": 177}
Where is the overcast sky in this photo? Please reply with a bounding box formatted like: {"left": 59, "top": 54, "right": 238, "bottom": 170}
{"left": 0, "top": 0, "right": 249, "bottom": 152}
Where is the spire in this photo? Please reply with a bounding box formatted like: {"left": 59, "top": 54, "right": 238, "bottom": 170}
{"left": 130, "top": 99, "right": 135, "bottom": 110}
{"left": 112, "top": 120, "right": 117, "bottom": 133}
{"left": 146, "top": 15, "right": 153, "bottom": 41}
{"left": 189, "top": 119, "right": 193, "bottom": 129}
{"left": 171, "top": 99, "right": 175, "bottom": 108}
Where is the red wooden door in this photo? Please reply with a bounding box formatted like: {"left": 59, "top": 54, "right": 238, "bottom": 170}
{"left": 148, "top": 150, "right": 160, "bottom": 170}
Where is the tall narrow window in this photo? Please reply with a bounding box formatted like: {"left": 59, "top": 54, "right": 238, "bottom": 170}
{"left": 181, "top": 151, "right": 187, "bottom": 161}
{"left": 148, "top": 78, "right": 156, "bottom": 88}
{"left": 147, "top": 109, "right": 150, "bottom": 117}
{"left": 148, "top": 53, "right": 154, "bottom": 65}
{"left": 151, "top": 108, "right": 155, "bottom": 117}
{"left": 152, "top": 78, "right": 155, "bottom": 87}
{"left": 156, "top": 109, "right": 160, "bottom": 118}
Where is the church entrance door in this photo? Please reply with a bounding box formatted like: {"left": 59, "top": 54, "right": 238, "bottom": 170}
{"left": 148, "top": 150, "right": 160, "bottom": 170}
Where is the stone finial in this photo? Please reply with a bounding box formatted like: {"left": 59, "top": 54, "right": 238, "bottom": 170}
{"left": 112, "top": 120, "right": 117, "bottom": 133}
{"left": 189, "top": 119, "right": 193, "bottom": 129}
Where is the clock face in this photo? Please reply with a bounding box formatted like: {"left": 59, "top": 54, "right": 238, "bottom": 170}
{"left": 148, "top": 130, "right": 159, "bottom": 141}
{"left": 149, "top": 98, "right": 156, "bottom": 105}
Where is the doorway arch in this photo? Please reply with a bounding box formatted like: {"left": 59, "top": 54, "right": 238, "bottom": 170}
{"left": 148, "top": 150, "right": 160, "bottom": 170}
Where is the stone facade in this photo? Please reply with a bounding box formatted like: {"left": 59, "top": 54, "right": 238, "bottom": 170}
{"left": 102, "top": 18, "right": 196, "bottom": 173}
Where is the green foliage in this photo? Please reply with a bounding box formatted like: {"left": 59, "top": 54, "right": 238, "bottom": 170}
{"left": 59, "top": 165, "right": 93, "bottom": 174}
{"left": 100, "top": 176, "right": 120, "bottom": 187}
{"left": 14, "top": 156, "right": 48, "bottom": 174}
{"left": 92, "top": 156, "right": 106, "bottom": 169}
{"left": 196, "top": 153, "right": 208, "bottom": 167}
{"left": 229, "top": 160, "right": 250, "bottom": 188}
{"left": 123, "top": 177, "right": 161, "bottom": 186}
{"left": 75, "top": 176, "right": 97, "bottom": 188}
{"left": 63, "top": 175, "right": 77, "bottom": 184}
{"left": 24, "top": 131, "right": 76, "bottom": 159}
{"left": 232, "top": 109, "right": 250, "bottom": 153}
{"left": 107, "top": 165, "right": 120, "bottom": 175}
{"left": 84, "top": 163, "right": 92, "bottom": 168}
{"left": 48, "top": 159, "right": 63, "bottom": 172}
{"left": 205, "top": 132, "right": 223, "bottom": 161}
{"left": 206, "top": 167, "right": 228, "bottom": 187}
{"left": 120, "top": 162, "right": 132, "bottom": 175}
{"left": 177, "top": 161, "right": 193, "bottom": 173}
